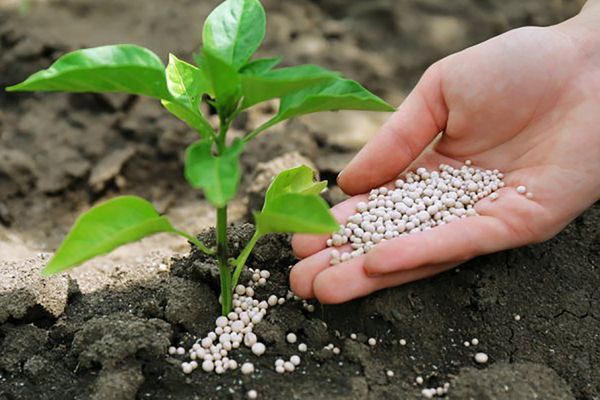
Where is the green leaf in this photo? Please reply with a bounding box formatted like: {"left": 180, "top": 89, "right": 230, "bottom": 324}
{"left": 202, "top": 0, "right": 266, "bottom": 69}
{"left": 239, "top": 56, "right": 283, "bottom": 75}
{"left": 43, "top": 196, "right": 179, "bottom": 275}
{"left": 240, "top": 64, "right": 340, "bottom": 109}
{"left": 166, "top": 53, "right": 209, "bottom": 109}
{"left": 255, "top": 193, "right": 338, "bottom": 235}
{"left": 263, "top": 165, "right": 327, "bottom": 209}
{"left": 273, "top": 78, "right": 395, "bottom": 122}
{"left": 164, "top": 54, "right": 213, "bottom": 136}
{"left": 203, "top": 48, "right": 242, "bottom": 118}
{"left": 185, "top": 139, "right": 245, "bottom": 207}
{"left": 7, "top": 44, "right": 170, "bottom": 99}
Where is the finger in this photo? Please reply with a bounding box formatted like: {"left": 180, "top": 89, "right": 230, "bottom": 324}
{"left": 289, "top": 245, "right": 352, "bottom": 298}
{"left": 338, "top": 63, "right": 448, "bottom": 195}
{"left": 363, "top": 199, "right": 519, "bottom": 276}
{"left": 291, "top": 194, "right": 368, "bottom": 259}
{"left": 313, "top": 257, "right": 458, "bottom": 304}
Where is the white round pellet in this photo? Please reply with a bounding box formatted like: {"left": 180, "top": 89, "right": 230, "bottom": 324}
{"left": 464, "top": 341, "right": 470, "bottom": 347}
{"left": 368, "top": 338, "right": 377, "bottom": 346}
{"left": 235, "top": 285, "right": 246, "bottom": 295}
{"left": 286, "top": 333, "right": 297, "bottom": 344}
{"left": 168, "top": 346, "right": 176, "bottom": 355}
{"left": 516, "top": 185, "right": 527, "bottom": 194}
{"left": 202, "top": 360, "right": 214, "bottom": 372}
{"left": 386, "top": 370, "right": 394, "bottom": 377}
{"left": 290, "top": 355, "right": 301, "bottom": 366}
{"left": 471, "top": 338, "right": 479, "bottom": 346}
{"left": 350, "top": 333, "right": 357, "bottom": 340}
{"left": 298, "top": 343, "right": 307, "bottom": 352}
{"left": 474, "top": 352, "right": 489, "bottom": 364}
{"left": 247, "top": 390, "right": 258, "bottom": 399}
{"left": 399, "top": 339, "right": 406, "bottom": 346}
{"left": 275, "top": 365, "right": 285, "bottom": 374}
{"left": 176, "top": 347, "right": 185, "bottom": 355}
{"left": 182, "top": 362, "right": 193, "bottom": 374}
{"left": 251, "top": 342, "right": 266, "bottom": 356}
{"left": 241, "top": 362, "right": 255, "bottom": 375}
{"left": 514, "top": 314, "right": 521, "bottom": 321}
{"left": 332, "top": 347, "right": 340, "bottom": 355}
{"left": 284, "top": 361, "right": 295, "bottom": 372}
{"left": 416, "top": 376, "right": 424, "bottom": 385}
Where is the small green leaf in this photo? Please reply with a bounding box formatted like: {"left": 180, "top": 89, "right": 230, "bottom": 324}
{"left": 255, "top": 193, "right": 338, "bottom": 235}
{"left": 43, "top": 196, "right": 179, "bottom": 275}
{"left": 185, "top": 139, "right": 245, "bottom": 207}
{"left": 239, "top": 56, "right": 283, "bottom": 75}
{"left": 240, "top": 64, "right": 340, "bottom": 108}
{"left": 203, "top": 49, "right": 242, "bottom": 118}
{"left": 202, "top": 0, "right": 266, "bottom": 69}
{"left": 273, "top": 78, "right": 395, "bottom": 122}
{"left": 263, "top": 165, "right": 327, "bottom": 209}
{"left": 7, "top": 45, "right": 170, "bottom": 99}
{"left": 164, "top": 54, "right": 213, "bottom": 136}
{"left": 166, "top": 53, "right": 209, "bottom": 109}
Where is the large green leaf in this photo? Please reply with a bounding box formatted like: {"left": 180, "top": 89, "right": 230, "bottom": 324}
{"left": 202, "top": 0, "right": 266, "bottom": 69}
{"left": 240, "top": 64, "right": 340, "bottom": 108}
{"left": 273, "top": 78, "right": 395, "bottom": 122}
{"left": 239, "top": 56, "right": 282, "bottom": 75}
{"left": 43, "top": 196, "right": 180, "bottom": 275}
{"left": 185, "top": 139, "right": 245, "bottom": 207}
{"left": 7, "top": 44, "right": 170, "bottom": 99}
{"left": 203, "top": 49, "right": 242, "bottom": 118}
{"left": 255, "top": 193, "right": 338, "bottom": 235}
{"left": 263, "top": 165, "right": 327, "bottom": 209}
{"left": 163, "top": 54, "right": 213, "bottom": 136}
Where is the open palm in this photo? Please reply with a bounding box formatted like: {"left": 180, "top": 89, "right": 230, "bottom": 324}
{"left": 290, "top": 23, "right": 600, "bottom": 303}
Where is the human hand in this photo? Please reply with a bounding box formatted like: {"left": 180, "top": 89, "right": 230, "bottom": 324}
{"left": 290, "top": 5, "right": 600, "bottom": 304}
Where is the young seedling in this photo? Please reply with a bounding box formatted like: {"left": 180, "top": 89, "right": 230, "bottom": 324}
{"left": 7, "top": 0, "right": 394, "bottom": 315}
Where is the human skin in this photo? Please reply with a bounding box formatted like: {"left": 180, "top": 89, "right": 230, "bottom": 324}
{"left": 290, "top": 1, "right": 600, "bottom": 303}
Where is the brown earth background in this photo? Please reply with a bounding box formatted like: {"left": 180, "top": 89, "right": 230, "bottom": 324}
{"left": 0, "top": 1, "right": 598, "bottom": 399}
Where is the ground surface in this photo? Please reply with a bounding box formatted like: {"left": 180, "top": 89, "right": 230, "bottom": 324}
{"left": 0, "top": 0, "right": 597, "bottom": 399}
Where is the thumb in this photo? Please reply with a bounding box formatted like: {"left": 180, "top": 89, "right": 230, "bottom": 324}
{"left": 338, "top": 62, "right": 448, "bottom": 195}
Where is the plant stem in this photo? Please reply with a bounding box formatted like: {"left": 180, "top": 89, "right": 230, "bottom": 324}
{"left": 216, "top": 205, "right": 232, "bottom": 315}
{"left": 232, "top": 230, "right": 261, "bottom": 289}
{"left": 173, "top": 230, "right": 215, "bottom": 255}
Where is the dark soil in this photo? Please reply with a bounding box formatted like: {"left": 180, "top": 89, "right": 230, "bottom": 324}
{"left": 1, "top": 213, "right": 599, "bottom": 399}
{"left": 1, "top": 0, "right": 597, "bottom": 399}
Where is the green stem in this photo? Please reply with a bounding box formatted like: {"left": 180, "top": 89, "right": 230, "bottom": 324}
{"left": 242, "top": 117, "right": 278, "bottom": 143}
{"left": 173, "top": 230, "right": 215, "bottom": 255}
{"left": 216, "top": 205, "right": 232, "bottom": 315}
{"left": 232, "top": 230, "right": 261, "bottom": 289}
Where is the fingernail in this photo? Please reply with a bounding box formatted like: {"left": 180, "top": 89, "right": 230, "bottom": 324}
{"left": 336, "top": 169, "right": 345, "bottom": 185}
